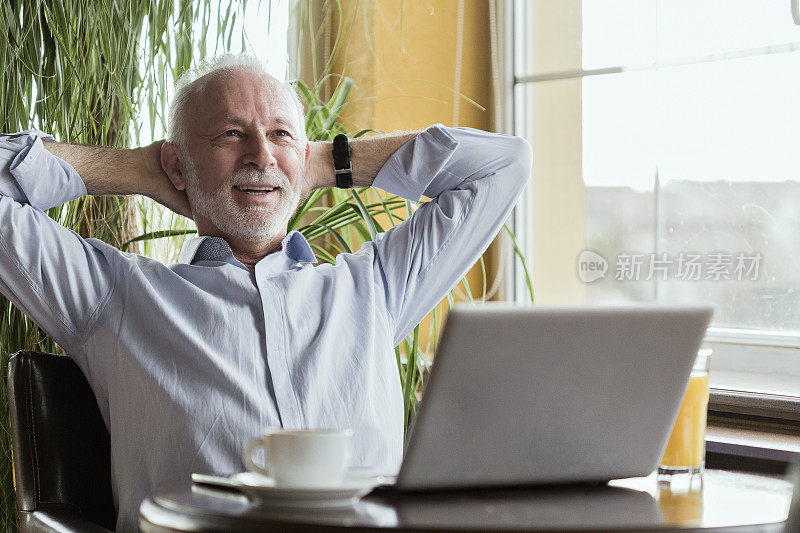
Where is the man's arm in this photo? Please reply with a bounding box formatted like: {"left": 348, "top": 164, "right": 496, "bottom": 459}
{"left": 305, "top": 131, "right": 420, "bottom": 191}
{"left": 314, "top": 124, "right": 532, "bottom": 346}
{"left": 0, "top": 131, "right": 119, "bottom": 353}
{"left": 43, "top": 140, "right": 191, "bottom": 218}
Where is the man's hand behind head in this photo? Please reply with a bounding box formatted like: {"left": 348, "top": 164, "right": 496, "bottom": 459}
{"left": 142, "top": 140, "right": 192, "bottom": 219}
{"left": 42, "top": 139, "right": 192, "bottom": 220}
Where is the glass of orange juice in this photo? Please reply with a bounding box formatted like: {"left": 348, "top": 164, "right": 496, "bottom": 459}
{"left": 658, "top": 348, "right": 711, "bottom": 479}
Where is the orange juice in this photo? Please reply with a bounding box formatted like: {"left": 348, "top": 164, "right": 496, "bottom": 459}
{"left": 660, "top": 373, "right": 709, "bottom": 470}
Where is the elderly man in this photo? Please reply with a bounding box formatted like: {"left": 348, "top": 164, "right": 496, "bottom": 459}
{"left": 0, "top": 54, "right": 531, "bottom": 531}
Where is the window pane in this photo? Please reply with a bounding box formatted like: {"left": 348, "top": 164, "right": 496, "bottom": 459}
{"left": 581, "top": 32, "right": 800, "bottom": 332}
{"left": 659, "top": 181, "right": 800, "bottom": 330}
{"left": 582, "top": 71, "right": 657, "bottom": 189}
{"left": 526, "top": 0, "right": 800, "bottom": 75}
{"left": 654, "top": 52, "right": 800, "bottom": 330}
{"left": 656, "top": 0, "right": 800, "bottom": 64}
{"left": 582, "top": 0, "right": 656, "bottom": 71}
{"left": 581, "top": 71, "right": 658, "bottom": 304}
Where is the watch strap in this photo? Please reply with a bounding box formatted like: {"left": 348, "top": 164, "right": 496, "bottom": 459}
{"left": 332, "top": 134, "right": 353, "bottom": 188}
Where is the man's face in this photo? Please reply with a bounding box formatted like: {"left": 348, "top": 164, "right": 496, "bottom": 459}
{"left": 180, "top": 69, "right": 308, "bottom": 243}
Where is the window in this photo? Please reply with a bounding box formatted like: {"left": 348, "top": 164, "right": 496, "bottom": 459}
{"left": 511, "top": 0, "right": 800, "bottom": 398}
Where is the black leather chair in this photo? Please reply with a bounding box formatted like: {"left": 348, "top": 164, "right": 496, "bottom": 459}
{"left": 7, "top": 351, "right": 116, "bottom": 532}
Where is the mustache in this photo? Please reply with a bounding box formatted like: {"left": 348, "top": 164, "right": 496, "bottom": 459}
{"left": 230, "top": 168, "right": 290, "bottom": 188}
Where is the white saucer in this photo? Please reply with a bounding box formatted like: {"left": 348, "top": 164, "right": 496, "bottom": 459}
{"left": 230, "top": 471, "right": 384, "bottom": 508}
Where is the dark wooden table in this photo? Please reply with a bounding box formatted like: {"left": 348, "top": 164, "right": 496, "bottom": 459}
{"left": 139, "top": 469, "right": 792, "bottom": 532}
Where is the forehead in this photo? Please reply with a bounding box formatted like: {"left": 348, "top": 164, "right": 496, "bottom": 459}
{"left": 192, "top": 70, "right": 298, "bottom": 131}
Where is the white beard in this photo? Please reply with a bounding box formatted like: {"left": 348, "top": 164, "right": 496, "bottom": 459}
{"left": 183, "top": 156, "right": 302, "bottom": 243}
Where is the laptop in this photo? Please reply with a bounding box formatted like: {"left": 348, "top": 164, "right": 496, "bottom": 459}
{"left": 192, "top": 303, "right": 712, "bottom": 494}
{"left": 393, "top": 303, "right": 713, "bottom": 490}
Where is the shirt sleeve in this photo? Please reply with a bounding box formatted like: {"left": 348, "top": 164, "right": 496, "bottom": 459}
{"left": 0, "top": 130, "right": 115, "bottom": 353}
{"left": 369, "top": 124, "right": 532, "bottom": 346}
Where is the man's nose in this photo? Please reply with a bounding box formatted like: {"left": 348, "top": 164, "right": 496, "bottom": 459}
{"left": 242, "top": 135, "right": 277, "bottom": 169}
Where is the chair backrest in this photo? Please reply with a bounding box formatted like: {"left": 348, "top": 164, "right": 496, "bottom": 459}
{"left": 7, "top": 351, "right": 116, "bottom": 531}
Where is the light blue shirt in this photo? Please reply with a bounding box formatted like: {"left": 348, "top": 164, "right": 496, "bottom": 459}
{"left": 0, "top": 124, "right": 531, "bottom": 532}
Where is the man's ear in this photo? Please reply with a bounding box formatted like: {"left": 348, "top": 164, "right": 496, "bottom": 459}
{"left": 161, "top": 142, "right": 187, "bottom": 191}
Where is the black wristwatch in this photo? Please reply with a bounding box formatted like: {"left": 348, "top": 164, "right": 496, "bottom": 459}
{"left": 332, "top": 134, "right": 353, "bottom": 189}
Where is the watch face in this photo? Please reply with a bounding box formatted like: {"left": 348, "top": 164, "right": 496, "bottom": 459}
{"left": 333, "top": 135, "right": 351, "bottom": 170}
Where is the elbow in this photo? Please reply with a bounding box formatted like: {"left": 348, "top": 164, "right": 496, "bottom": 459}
{"left": 503, "top": 135, "right": 533, "bottom": 184}
{"left": 511, "top": 136, "right": 533, "bottom": 173}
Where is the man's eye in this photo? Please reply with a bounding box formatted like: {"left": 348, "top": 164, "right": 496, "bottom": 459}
{"left": 275, "top": 130, "right": 289, "bottom": 137}
{"left": 224, "top": 130, "right": 240, "bottom": 137}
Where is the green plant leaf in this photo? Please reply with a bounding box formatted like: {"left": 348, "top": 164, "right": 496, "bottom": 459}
{"left": 300, "top": 223, "right": 352, "bottom": 254}
{"left": 121, "top": 229, "right": 199, "bottom": 251}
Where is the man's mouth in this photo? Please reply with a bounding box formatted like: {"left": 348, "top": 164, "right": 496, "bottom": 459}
{"left": 233, "top": 185, "right": 279, "bottom": 195}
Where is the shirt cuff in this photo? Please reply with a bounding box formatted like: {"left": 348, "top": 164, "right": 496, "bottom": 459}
{"left": 372, "top": 123, "right": 462, "bottom": 202}
{"left": 5, "top": 130, "right": 87, "bottom": 211}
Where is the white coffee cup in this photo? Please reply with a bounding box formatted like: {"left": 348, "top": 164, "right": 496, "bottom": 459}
{"left": 242, "top": 429, "right": 353, "bottom": 487}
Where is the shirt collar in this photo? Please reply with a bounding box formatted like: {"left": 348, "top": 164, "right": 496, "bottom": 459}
{"left": 282, "top": 230, "right": 317, "bottom": 264}
{"left": 176, "top": 230, "right": 317, "bottom": 266}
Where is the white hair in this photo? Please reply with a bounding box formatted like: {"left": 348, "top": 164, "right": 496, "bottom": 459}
{"left": 167, "top": 53, "right": 306, "bottom": 149}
